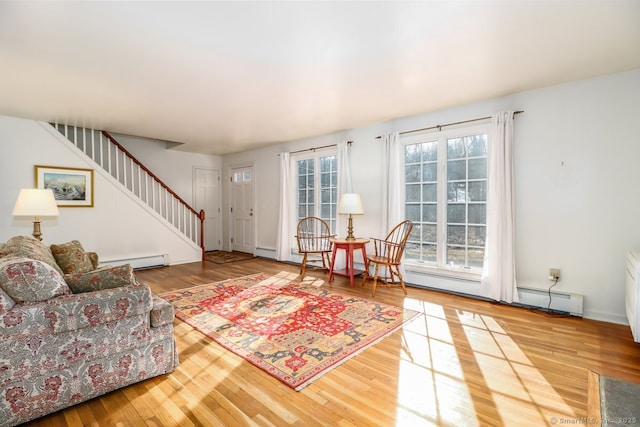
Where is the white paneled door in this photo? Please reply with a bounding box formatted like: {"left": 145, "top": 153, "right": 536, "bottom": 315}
{"left": 231, "top": 166, "right": 255, "bottom": 253}
{"left": 194, "top": 168, "right": 221, "bottom": 251}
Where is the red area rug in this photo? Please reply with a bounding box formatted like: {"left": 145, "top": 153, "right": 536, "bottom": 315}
{"left": 160, "top": 271, "right": 419, "bottom": 391}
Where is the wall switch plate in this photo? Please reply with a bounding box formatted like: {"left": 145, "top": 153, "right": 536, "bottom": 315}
{"left": 549, "top": 268, "right": 560, "bottom": 281}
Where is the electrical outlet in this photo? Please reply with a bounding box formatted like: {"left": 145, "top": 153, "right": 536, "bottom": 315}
{"left": 549, "top": 268, "right": 560, "bottom": 281}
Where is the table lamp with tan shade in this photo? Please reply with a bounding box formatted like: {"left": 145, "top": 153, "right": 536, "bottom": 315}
{"left": 338, "top": 193, "right": 363, "bottom": 241}
{"left": 12, "top": 188, "right": 59, "bottom": 241}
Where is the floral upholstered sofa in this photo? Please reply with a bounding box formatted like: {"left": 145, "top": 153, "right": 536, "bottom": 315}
{"left": 0, "top": 236, "right": 178, "bottom": 426}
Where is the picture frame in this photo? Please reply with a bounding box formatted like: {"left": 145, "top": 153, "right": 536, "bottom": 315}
{"left": 35, "top": 165, "right": 94, "bottom": 207}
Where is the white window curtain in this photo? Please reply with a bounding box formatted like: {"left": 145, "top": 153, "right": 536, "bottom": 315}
{"left": 381, "top": 133, "right": 403, "bottom": 234}
{"left": 480, "top": 111, "right": 518, "bottom": 303}
{"left": 336, "top": 140, "right": 352, "bottom": 237}
{"left": 334, "top": 140, "right": 352, "bottom": 269}
{"left": 380, "top": 133, "right": 405, "bottom": 278}
{"left": 275, "top": 151, "right": 292, "bottom": 261}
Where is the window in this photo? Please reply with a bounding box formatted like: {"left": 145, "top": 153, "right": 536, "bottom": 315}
{"left": 403, "top": 126, "right": 488, "bottom": 272}
{"left": 294, "top": 150, "right": 338, "bottom": 233}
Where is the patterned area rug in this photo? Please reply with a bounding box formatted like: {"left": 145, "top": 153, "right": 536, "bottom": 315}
{"left": 204, "top": 251, "right": 254, "bottom": 264}
{"left": 160, "top": 271, "right": 420, "bottom": 391}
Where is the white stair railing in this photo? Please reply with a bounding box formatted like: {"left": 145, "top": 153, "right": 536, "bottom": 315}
{"left": 52, "top": 124, "right": 205, "bottom": 256}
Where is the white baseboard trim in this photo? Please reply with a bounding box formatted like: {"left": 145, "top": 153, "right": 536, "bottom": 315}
{"left": 101, "top": 254, "right": 170, "bottom": 270}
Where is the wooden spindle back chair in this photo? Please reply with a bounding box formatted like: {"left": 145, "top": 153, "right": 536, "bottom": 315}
{"left": 296, "top": 216, "right": 335, "bottom": 277}
{"left": 362, "top": 220, "right": 413, "bottom": 296}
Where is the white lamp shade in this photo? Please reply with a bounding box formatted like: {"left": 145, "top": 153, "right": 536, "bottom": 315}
{"left": 12, "top": 189, "right": 59, "bottom": 217}
{"left": 338, "top": 193, "right": 364, "bottom": 215}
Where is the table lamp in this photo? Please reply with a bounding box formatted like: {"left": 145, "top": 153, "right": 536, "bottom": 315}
{"left": 338, "top": 193, "right": 364, "bottom": 241}
{"left": 12, "top": 189, "right": 59, "bottom": 241}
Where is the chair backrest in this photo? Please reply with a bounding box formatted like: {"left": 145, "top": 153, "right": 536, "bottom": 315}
{"left": 296, "top": 217, "right": 332, "bottom": 252}
{"left": 384, "top": 220, "right": 414, "bottom": 263}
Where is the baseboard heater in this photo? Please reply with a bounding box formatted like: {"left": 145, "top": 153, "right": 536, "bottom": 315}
{"left": 100, "top": 254, "right": 170, "bottom": 270}
{"left": 516, "top": 286, "right": 584, "bottom": 316}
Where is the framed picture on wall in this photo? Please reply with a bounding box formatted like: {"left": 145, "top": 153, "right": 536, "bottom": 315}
{"left": 35, "top": 165, "right": 94, "bottom": 207}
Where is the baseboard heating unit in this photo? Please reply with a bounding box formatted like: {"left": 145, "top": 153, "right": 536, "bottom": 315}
{"left": 100, "top": 254, "right": 170, "bottom": 270}
{"left": 516, "top": 286, "right": 584, "bottom": 316}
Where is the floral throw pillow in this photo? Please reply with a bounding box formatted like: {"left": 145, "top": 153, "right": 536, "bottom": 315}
{"left": 50, "top": 240, "right": 95, "bottom": 274}
{"left": 0, "top": 257, "right": 71, "bottom": 303}
{"left": 64, "top": 264, "right": 137, "bottom": 293}
{"left": 0, "top": 235, "right": 63, "bottom": 275}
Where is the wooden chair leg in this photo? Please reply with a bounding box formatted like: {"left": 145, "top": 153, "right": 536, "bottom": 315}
{"left": 300, "top": 253, "right": 308, "bottom": 277}
{"left": 361, "top": 261, "right": 369, "bottom": 287}
{"left": 394, "top": 265, "right": 407, "bottom": 295}
{"left": 323, "top": 251, "right": 332, "bottom": 272}
{"left": 371, "top": 263, "right": 380, "bottom": 297}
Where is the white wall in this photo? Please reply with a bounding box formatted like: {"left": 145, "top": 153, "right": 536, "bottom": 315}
{"left": 0, "top": 117, "right": 202, "bottom": 265}
{"left": 222, "top": 69, "right": 640, "bottom": 324}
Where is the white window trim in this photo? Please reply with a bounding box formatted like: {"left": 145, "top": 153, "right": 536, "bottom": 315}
{"left": 289, "top": 147, "right": 338, "bottom": 248}
{"left": 401, "top": 122, "right": 490, "bottom": 279}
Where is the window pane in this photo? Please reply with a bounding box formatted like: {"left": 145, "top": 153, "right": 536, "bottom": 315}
{"left": 468, "top": 158, "right": 486, "bottom": 179}
{"left": 405, "top": 144, "right": 421, "bottom": 163}
{"left": 321, "top": 172, "right": 330, "bottom": 187}
{"left": 447, "top": 204, "right": 466, "bottom": 223}
{"left": 468, "top": 225, "right": 486, "bottom": 246}
{"left": 447, "top": 160, "right": 466, "bottom": 180}
{"left": 422, "top": 204, "right": 437, "bottom": 222}
{"left": 406, "top": 204, "right": 421, "bottom": 222}
{"left": 321, "top": 188, "right": 331, "bottom": 203}
{"left": 405, "top": 164, "right": 421, "bottom": 183}
{"left": 421, "top": 244, "right": 437, "bottom": 262}
{"left": 422, "top": 142, "right": 438, "bottom": 162}
{"left": 423, "top": 224, "right": 437, "bottom": 242}
{"left": 468, "top": 182, "right": 486, "bottom": 201}
{"left": 321, "top": 204, "right": 331, "bottom": 218}
{"left": 447, "top": 246, "right": 465, "bottom": 266}
{"left": 422, "top": 183, "right": 437, "bottom": 202}
{"left": 447, "top": 182, "right": 466, "bottom": 202}
{"left": 468, "top": 248, "right": 484, "bottom": 268}
{"left": 422, "top": 163, "right": 437, "bottom": 181}
{"left": 468, "top": 135, "right": 487, "bottom": 157}
{"left": 405, "top": 241, "right": 420, "bottom": 261}
{"left": 447, "top": 138, "right": 466, "bottom": 159}
{"left": 298, "top": 191, "right": 307, "bottom": 204}
{"left": 320, "top": 156, "right": 335, "bottom": 172}
{"left": 468, "top": 204, "right": 486, "bottom": 224}
{"left": 447, "top": 225, "right": 466, "bottom": 245}
{"left": 406, "top": 184, "right": 420, "bottom": 203}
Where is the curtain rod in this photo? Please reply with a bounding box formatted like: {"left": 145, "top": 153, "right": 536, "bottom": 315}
{"left": 375, "top": 111, "right": 524, "bottom": 139}
{"left": 278, "top": 140, "right": 352, "bottom": 156}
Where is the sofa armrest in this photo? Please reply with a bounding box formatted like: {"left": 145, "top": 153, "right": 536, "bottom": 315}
{"left": 150, "top": 294, "right": 174, "bottom": 327}
{"left": 45, "top": 282, "right": 153, "bottom": 334}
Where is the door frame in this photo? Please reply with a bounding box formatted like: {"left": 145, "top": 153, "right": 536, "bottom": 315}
{"left": 228, "top": 163, "right": 256, "bottom": 253}
{"left": 192, "top": 166, "right": 222, "bottom": 252}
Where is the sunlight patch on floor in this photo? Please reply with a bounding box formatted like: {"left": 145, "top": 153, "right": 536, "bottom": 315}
{"left": 397, "top": 299, "right": 580, "bottom": 426}
{"left": 397, "top": 299, "right": 477, "bottom": 426}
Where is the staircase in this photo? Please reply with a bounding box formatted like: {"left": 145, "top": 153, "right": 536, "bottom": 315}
{"left": 51, "top": 124, "right": 205, "bottom": 257}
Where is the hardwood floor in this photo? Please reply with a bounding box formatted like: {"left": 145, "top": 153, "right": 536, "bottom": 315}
{"left": 26, "top": 258, "right": 640, "bottom": 426}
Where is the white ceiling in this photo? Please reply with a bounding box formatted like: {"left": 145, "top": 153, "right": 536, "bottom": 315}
{"left": 0, "top": 1, "right": 639, "bottom": 155}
